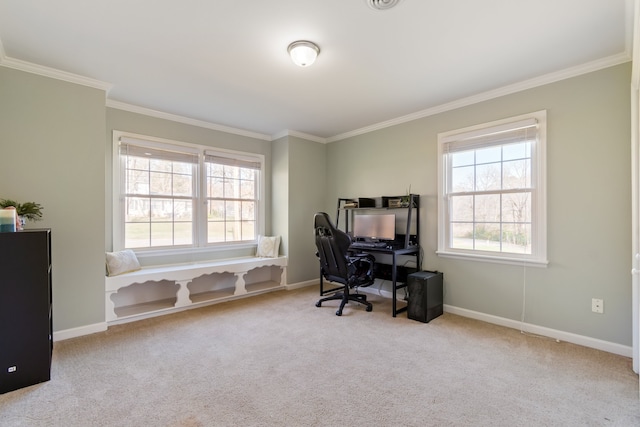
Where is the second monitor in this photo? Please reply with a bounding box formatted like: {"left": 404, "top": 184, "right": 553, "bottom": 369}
{"left": 352, "top": 214, "right": 395, "bottom": 242}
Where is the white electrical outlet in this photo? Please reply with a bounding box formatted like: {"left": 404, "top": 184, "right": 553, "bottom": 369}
{"left": 592, "top": 298, "right": 604, "bottom": 314}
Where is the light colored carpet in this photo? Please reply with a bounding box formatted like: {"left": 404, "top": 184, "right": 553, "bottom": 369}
{"left": 0, "top": 286, "right": 638, "bottom": 426}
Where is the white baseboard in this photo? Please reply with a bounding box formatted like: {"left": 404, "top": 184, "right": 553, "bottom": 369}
{"left": 359, "top": 281, "right": 631, "bottom": 357}
{"left": 285, "top": 279, "right": 318, "bottom": 290}
{"left": 444, "top": 305, "right": 632, "bottom": 358}
{"left": 53, "top": 322, "right": 107, "bottom": 342}
{"left": 53, "top": 283, "right": 631, "bottom": 358}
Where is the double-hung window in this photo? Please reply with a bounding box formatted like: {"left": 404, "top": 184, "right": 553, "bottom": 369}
{"left": 204, "top": 153, "right": 260, "bottom": 243}
{"left": 114, "top": 132, "right": 264, "bottom": 252}
{"left": 437, "top": 111, "right": 548, "bottom": 266}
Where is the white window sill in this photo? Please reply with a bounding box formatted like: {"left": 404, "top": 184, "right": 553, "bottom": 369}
{"left": 133, "top": 242, "right": 257, "bottom": 263}
{"left": 436, "top": 250, "right": 549, "bottom": 268}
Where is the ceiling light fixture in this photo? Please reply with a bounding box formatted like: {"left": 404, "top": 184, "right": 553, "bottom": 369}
{"left": 287, "top": 41, "right": 320, "bottom": 67}
{"left": 367, "top": 0, "right": 402, "bottom": 11}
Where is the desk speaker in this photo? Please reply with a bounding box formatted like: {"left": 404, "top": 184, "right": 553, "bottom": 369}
{"left": 407, "top": 271, "right": 443, "bottom": 323}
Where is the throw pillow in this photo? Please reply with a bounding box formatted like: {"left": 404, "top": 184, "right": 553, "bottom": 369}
{"left": 256, "top": 235, "right": 281, "bottom": 258}
{"left": 106, "top": 249, "right": 141, "bottom": 276}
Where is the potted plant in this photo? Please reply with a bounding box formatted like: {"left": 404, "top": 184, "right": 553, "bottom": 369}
{"left": 0, "top": 198, "right": 44, "bottom": 229}
{"left": 400, "top": 185, "right": 413, "bottom": 207}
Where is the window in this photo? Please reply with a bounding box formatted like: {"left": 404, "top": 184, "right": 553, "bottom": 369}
{"left": 205, "top": 153, "right": 260, "bottom": 244}
{"left": 114, "top": 132, "right": 264, "bottom": 252}
{"left": 437, "top": 111, "right": 547, "bottom": 266}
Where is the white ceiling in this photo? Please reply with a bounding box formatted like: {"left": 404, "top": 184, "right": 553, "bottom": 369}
{"left": 0, "top": 0, "right": 633, "bottom": 141}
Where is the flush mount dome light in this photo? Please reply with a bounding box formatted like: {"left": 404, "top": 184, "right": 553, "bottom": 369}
{"left": 367, "top": 0, "right": 402, "bottom": 10}
{"left": 287, "top": 40, "right": 320, "bottom": 67}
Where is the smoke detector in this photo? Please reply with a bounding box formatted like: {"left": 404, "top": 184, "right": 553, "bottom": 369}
{"left": 366, "top": 0, "right": 402, "bottom": 10}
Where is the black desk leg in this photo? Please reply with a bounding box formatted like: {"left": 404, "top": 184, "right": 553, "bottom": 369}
{"left": 392, "top": 252, "right": 397, "bottom": 317}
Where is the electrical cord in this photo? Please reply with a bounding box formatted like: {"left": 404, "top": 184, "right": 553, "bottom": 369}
{"left": 519, "top": 259, "right": 560, "bottom": 342}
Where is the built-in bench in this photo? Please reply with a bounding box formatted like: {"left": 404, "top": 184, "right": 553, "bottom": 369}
{"left": 105, "top": 256, "right": 287, "bottom": 324}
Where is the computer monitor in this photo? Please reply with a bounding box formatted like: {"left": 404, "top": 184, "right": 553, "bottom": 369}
{"left": 352, "top": 214, "right": 395, "bottom": 241}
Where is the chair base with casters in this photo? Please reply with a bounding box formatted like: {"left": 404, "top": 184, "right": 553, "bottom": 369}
{"left": 315, "top": 278, "right": 373, "bottom": 316}
{"left": 313, "top": 212, "right": 376, "bottom": 316}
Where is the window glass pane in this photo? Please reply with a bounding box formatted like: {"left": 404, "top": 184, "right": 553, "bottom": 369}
{"left": 475, "top": 194, "right": 501, "bottom": 222}
{"left": 225, "top": 221, "right": 242, "bottom": 241}
{"left": 451, "top": 151, "right": 474, "bottom": 167}
{"left": 502, "top": 192, "right": 531, "bottom": 223}
{"left": 451, "top": 223, "right": 473, "bottom": 249}
{"left": 173, "top": 173, "right": 193, "bottom": 196}
{"left": 174, "top": 222, "right": 193, "bottom": 246}
{"left": 476, "top": 146, "right": 501, "bottom": 164}
{"left": 475, "top": 163, "right": 501, "bottom": 191}
{"left": 208, "top": 176, "right": 224, "bottom": 198}
{"left": 208, "top": 200, "right": 224, "bottom": 220}
{"left": 223, "top": 178, "right": 236, "bottom": 198}
{"left": 240, "top": 179, "right": 255, "bottom": 199}
{"left": 149, "top": 171, "right": 172, "bottom": 195}
{"left": 241, "top": 201, "right": 255, "bottom": 221}
{"left": 502, "top": 224, "right": 531, "bottom": 254}
{"left": 150, "top": 199, "right": 173, "bottom": 221}
{"left": 503, "top": 159, "right": 530, "bottom": 189}
{"left": 451, "top": 165, "right": 474, "bottom": 192}
{"left": 126, "top": 197, "right": 150, "bottom": 222}
{"left": 225, "top": 200, "right": 240, "bottom": 221}
{"left": 127, "top": 170, "right": 148, "bottom": 195}
{"left": 241, "top": 221, "right": 255, "bottom": 240}
{"left": 175, "top": 200, "right": 193, "bottom": 221}
{"left": 224, "top": 166, "right": 239, "bottom": 179}
{"left": 208, "top": 221, "right": 225, "bottom": 243}
{"left": 503, "top": 141, "right": 530, "bottom": 161}
{"left": 240, "top": 168, "right": 255, "bottom": 180}
{"left": 451, "top": 195, "right": 473, "bottom": 221}
{"left": 173, "top": 162, "right": 192, "bottom": 174}
{"left": 150, "top": 159, "right": 171, "bottom": 172}
{"left": 207, "top": 163, "right": 221, "bottom": 176}
{"left": 125, "top": 223, "right": 150, "bottom": 248}
{"left": 150, "top": 222, "right": 173, "bottom": 247}
{"left": 127, "top": 157, "right": 148, "bottom": 170}
{"left": 474, "top": 223, "right": 501, "bottom": 252}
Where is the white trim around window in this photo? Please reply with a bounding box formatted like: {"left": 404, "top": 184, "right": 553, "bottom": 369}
{"left": 436, "top": 110, "right": 548, "bottom": 267}
{"left": 112, "top": 131, "right": 265, "bottom": 255}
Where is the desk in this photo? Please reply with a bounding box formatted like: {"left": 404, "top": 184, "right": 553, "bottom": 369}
{"left": 319, "top": 244, "right": 421, "bottom": 317}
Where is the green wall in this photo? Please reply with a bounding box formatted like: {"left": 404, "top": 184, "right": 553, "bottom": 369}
{"left": 326, "top": 63, "right": 632, "bottom": 346}
{"left": 272, "top": 135, "right": 326, "bottom": 284}
{"left": 0, "top": 67, "right": 107, "bottom": 331}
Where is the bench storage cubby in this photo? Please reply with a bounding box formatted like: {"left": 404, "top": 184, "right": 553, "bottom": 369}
{"left": 105, "top": 256, "right": 287, "bottom": 324}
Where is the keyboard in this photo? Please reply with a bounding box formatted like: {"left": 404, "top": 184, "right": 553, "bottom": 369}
{"left": 351, "top": 241, "right": 388, "bottom": 249}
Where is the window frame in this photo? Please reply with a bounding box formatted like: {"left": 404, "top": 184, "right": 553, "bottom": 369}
{"left": 436, "top": 111, "right": 548, "bottom": 267}
{"left": 112, "top": 131, "right": 265, "bottom": 255}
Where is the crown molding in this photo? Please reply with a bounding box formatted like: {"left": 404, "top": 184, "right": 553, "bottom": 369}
{"left": 271, "top": 129, "right": 327, "bottom": 143}
{"left": 106, "top": 100, "right": 272, "bottom": 141}
{"left": 0, "top": 40, "right": 112, "bottom": 92}
{"left": 327, "top": 52, "right": 632, "bottom": 143}
{"left": 1, "top": 36, "right": 631, "bottom": 144}
{"left": 632, "top": 0, "right": 640, "bottom": 88}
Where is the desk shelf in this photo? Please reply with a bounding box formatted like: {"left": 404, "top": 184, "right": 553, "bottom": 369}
{"left": 336, "top": 194, "right": 420, "bottom": 250}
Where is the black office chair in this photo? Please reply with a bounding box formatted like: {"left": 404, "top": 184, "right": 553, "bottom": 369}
{"left": 314, "top": 212, "right": 375, "bottom": 316}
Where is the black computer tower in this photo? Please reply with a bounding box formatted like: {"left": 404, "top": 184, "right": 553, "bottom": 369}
{"left": 407, "top": 271, "right": 443, "bottom": 323}
{"left": 0, "top": 229, "right": 52, "bottom": 394}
